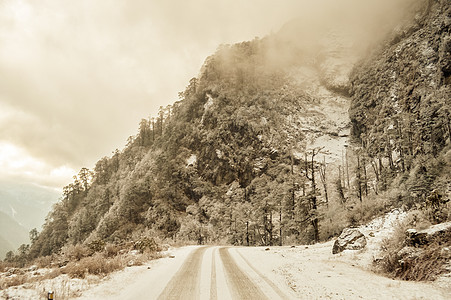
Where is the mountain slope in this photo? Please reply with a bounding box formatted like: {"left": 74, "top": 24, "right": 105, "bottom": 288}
{"left": 25, "top": 0, "right": 449, "bottom": 260}
{"left": 28, "top": 29, "right": 361, "bottom": 257}
{"left": 349, "top": 0, "right": 450, "bottom": 205}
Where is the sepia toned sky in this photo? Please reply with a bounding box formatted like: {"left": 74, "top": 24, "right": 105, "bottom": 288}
{"left": 0, "top": 0, "right": 410, "bottom": 192}
{"left": 0, "top": 0, "right": 314, "bottom": 191}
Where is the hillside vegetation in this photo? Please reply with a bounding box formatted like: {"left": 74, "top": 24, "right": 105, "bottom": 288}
{"left": 350, "top": 0, "right": 451, "bottom": 280}
{"left": 350, "top": 0, "right": 450, "bottom": 216}
{"left": 3, "top": 1, "right": 449, "bottom": 282}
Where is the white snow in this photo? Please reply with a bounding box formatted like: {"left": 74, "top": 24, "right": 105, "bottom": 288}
{"left": 200, "top": 94, "right": 215, "bottom": 125}
{"left": 239, "top": 242, "right": 449, "bottom": 299}
{"left": 211, "top": 247, "right": 233, "bottom": 299}
{"left": 215, "top": 149, "right": 223, "bottom": 159}
{"left": 186, "top": 154, "right": 197, "bottom": 167}
{"left": 352, "top": 209, "right": 407, "bottom": 266}
{"left": 74, "top": 246, "right": 195, "bottom": 299}
{"left": 4, "top": 215, "right": 449, "bottom": 300}
{"left": 287, "top": 30, "right": 353, "bottom": 166}
{"left": 1, "top": 273, "right": 98, "bottom": 299}
{"left": 237, "top": 209, "right": 449, "bottom": 299}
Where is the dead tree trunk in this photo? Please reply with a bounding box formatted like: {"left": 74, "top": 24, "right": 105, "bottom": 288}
{"left": 370, "top": 158, "right": 379, "bottom": 195}
{"left": 319, "top": 156, "right": 329, "bottom": 206}
{"left": 269, "top": 210, "right": 273, "bottom": 246}
{"left": 357, "top": 154, "right": 363, "bottom": 202}
{"left": 345, "top": 146, "right": 350, "bottom": 189}
{"left": 246, "top": 221, "right": 249, "bottom": 246}
{"left": 279, "top": 205, "right": 282, "bottom": 246}
{"left": 305, "top": 147, "right": 323, "bottom": 243}
{"left": 337, "top": 165, "right": 346, "bottom": 203}
{"left": 290, "top": 150, "right": 295, "bottom": 220}
{"left": 362, "top": 156, "right": 368, "bottom": 196}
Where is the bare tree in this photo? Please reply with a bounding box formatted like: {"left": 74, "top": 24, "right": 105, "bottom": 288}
{"left": 304, "top": 147, "right": 323, "bottom": 243}
{"left": 336, "top": 165, "right": 346, "bottom": 204}
{"left": 319, "top": 156, "right": 329, "bottom": 206}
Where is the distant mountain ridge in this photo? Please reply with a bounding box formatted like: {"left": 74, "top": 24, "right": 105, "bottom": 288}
{"left": 0, "top": 181, "right": 59, "bottom": 230}
{"left": 0, "top": 181, "right": 59, "bottom": 258}
{"left": 0, "top": 211, "right": 29, "bottom": 259}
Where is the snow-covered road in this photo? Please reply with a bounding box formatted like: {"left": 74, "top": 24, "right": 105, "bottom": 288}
{"left": 75, "top": 246, "right": 295, "bottom": 299}
{"left": 75, "top": 244, "right": 450, "bottom": 300}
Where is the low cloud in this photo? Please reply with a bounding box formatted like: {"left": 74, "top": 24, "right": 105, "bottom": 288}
{"left": 0, "top": 141, "right": 75, "bottom": 190}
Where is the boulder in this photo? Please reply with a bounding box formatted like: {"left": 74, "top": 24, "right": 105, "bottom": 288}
{"left": 406, "top": 228, "right": 427, "bottom": 246}
{"left": 332, "top": 228, "right": 367, "bottom": 254}
{"left": 406, "top": 221, "right": 451, "bottom": 247}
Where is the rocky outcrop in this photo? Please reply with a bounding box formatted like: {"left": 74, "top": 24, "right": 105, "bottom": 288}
{"left": 406, "top": 221, "right": 451, "bottom": 247}
{"left": 393, "top": 222, "right": 451, "bottom": 281}
{"left": 332, "top": 228, "right": 367, "bottom": 254}
{"left": 349, "top": 0, "right": 450, "bottom": 159}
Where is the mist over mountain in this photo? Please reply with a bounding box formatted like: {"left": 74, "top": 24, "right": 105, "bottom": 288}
{"left": 0, "top": 181, "right": 59, "bottom": 230}
{"left": 5, "top": 0, "right": 448, "bottom": 264}
{"left": 0, "top": 211, "right": 29, "bottom": 259}
{"left": 0, "top": 181, "right": 59, "bottom": 258}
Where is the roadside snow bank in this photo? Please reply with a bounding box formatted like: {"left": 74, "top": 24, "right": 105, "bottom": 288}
{"left": 73, "top": 246, "right": 195, "bottom": 299}
{"left": 0, "top": 247, "right": 178, "bottom": 299}
{"left": 241, "top": 240, "right": 449, "bottom": 300}
{"left": 0, "top": 273, "right": 98, "bottom": 299}
{"left": 355, "top": 209, "right": 407, "bottom": 267}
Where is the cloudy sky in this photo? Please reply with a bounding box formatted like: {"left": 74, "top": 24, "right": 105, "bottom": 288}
{"left": 0, "top": 0, "right": 410, "bottom": 194}
{"left": 0, "top": 0, "right": 316, "bottom": 191}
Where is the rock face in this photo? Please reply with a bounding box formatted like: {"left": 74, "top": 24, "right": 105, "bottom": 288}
{"left": 332, "top": 228, "right": 367, "bottom": 254}
{"left": 406, "top": 221, "right": 451, "bottom": 247}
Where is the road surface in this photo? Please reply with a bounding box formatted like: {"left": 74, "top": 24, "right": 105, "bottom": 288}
{"left": 79, "top": 246, "right": 295, "bottom": 299}
{"left": 157, "top": 246, "right": 293, "bottom": 300}
{"left": 77, "top": 244, "right": 450, "bottom": 299}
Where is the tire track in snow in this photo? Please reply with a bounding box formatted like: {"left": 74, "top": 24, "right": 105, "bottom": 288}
{"left": 157, "top": 246, "right": 207, "bottom": 299}
{"left": 219, "top": 247, "right": 268, "bottom": 300}
{"left": 210, "top": 247, "right": 218, "bottom": 299}
{"left": 234, "top": 248, "right": 293, "bottom": 299}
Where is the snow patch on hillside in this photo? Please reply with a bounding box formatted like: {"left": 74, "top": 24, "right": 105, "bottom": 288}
{"left": 324, "top": 209, "right": 408, "bottom": 270}
{"left": 200, "top": 93, "right": 215, "bottom": 125}
{"left": 288, "top": 66, "right": 351, "bottom": 163}
{"left": 186, "top": 154, "right": 197, "bottom": 167}
{"left": 352, "top": 209, "right": 407, "bottom": 267}
{"left": 282, "top": 26, "right": 358, "bottom": 165}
